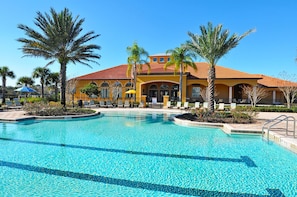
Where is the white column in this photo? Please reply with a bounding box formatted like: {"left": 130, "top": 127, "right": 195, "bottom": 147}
{"left": 273, "top": 90, "right": 276, "bottom": 104}
{"left": 229, "top": 86, "right": 233, "bottom": 103}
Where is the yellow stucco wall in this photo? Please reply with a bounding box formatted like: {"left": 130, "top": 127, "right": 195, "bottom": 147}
{"left": 72, "top": 75, "right": 281, "bottom": 105}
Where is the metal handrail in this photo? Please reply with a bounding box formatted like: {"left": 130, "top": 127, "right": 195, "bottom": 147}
{"left": 262, "top": 115, "right": 296, "bottom": 141}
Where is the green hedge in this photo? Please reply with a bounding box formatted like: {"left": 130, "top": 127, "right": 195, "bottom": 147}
{"left": 235, "top": 105, "right": 297, "bottom": 113}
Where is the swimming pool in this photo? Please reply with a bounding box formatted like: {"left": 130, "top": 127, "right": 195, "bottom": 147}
{"left": 0, "top": 111, "right": 296, "bottom": 196}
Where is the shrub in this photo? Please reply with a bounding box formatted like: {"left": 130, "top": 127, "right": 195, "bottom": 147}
{"left": 23, "top": 102, "right": 95, "bottom": 116}
{"left": 179, "top": 109, "right": 255, "bottom": 124}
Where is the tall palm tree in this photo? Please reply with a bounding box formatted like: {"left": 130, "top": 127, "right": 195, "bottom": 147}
{"left": 32, "top": 67, "right": 51, "bottom": 98}
{"left": 17, "top": 76, "right": 34, "bottom": 87}
{"left": 164, "top": 45, "right": 197, "bottom": 102}
{"left": 48, "top": 72, "right": 60, "bottom": 102}
{"left": 0, "top": 66, "right": 15, "bottom": 104}
{"left": 126, "top": 42, "right": 150, "bottom": 100}
{"left": 17, "top": 8, "right": 101, "bottom": 108}
{"left": 187, "top": 22, "right": 254, "bottom": 113}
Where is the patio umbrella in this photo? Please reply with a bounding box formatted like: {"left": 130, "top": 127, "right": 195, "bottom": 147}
{"left": 15, "top": 86, "right": 37, "bottom": 93}
{"left": 125, "top": 89, "right": 136, "bottom": 94}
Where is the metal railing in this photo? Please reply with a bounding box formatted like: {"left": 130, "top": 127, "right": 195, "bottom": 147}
{"left": 262, "top": 115, "right": 296, "bottom": 141}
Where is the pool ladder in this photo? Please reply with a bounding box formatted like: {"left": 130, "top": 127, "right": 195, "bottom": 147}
{"left": 262, "top": 115, "right": 296, "bottom": 141}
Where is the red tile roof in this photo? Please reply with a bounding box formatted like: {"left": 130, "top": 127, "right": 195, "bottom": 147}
{"left": 257, "top": 74, "right": 297, "bottom": 87}
{"left": 76, "top": 62, "right": 261, "bottom": 80}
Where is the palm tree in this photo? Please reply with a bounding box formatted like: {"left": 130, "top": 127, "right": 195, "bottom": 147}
{"left": 0, "top": 66, "right": 15, "bottom": 104}
{"left": 17, "top": 76, "right": 34, "bottom": 87}
{"left": 48, "top": 72, "right": 60, "bottom": 102}
{"left": 187, "top": 22, "right": 254, "bottom": 113}
{"left": 164, "top": 45, "right": 197, "bottom": 102}
{"left": 17, "top": 8, "right": 101, "bottom": 108}
{"left": 32, "top": 67, "right": 51, "bottom": 98}
{"left": 126, "top": 42, "right": 150, "bottom": 100}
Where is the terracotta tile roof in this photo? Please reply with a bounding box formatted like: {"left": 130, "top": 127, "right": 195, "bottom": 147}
{"left": 75, "top": 62, "right": 262, "bottom": 80}
{"left": 257, "top": 74, "right": 297, "bottom": 87}
{"left": 140, "top": 62, "right": 261, "bottom": 79}
{"left": 76, "top": 64, "right": 130, "bottom": 80}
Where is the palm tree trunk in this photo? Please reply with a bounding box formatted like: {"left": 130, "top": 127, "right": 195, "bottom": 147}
{"left": 55, "top": 82, "right": 58, "bottom": 102}
{"left": 133, "top": 63, "right": 137, "bottom": 102}
{"left": 2, "top": 77, "right": 6, "bottom": 104}
{"left": 60, "top": 63, "right": 67, "bottom": 109}
{"left": 208, "top": 65, "right": 216, "bottom": 113}
{"left": 179, "top": 65, "right": 183, "bottom": 102}
{"left": 41, "top": 82, "right": 44, "bottom": 98}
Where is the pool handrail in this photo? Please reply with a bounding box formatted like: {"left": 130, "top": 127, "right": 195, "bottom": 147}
{"left": 262, "top": 114, "right": 296, "bottom": 141}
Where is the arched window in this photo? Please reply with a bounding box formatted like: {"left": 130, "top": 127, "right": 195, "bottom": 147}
{"left": 149, "top": 84, "right": 157, "bottom": 90}
{"left": 112, "top": 81, "right": 122, "bottom": 99}
{"left": 101, "top": 82, "right": 109, "bottom": 98}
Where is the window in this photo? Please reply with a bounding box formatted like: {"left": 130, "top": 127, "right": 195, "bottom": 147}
{"left": 153, "top": 57, "right": 157, "bottom": 62}
{"left": 112, "top": 81, "right": 122, "bottom": 99}
{"left": 192, "top": 87, "right": 200, "bottom": 98}
{"left": 101, "top": 82, "right": 109, "bottom": 98}
{"left": 160, "top": 57, "right": 164, "bottom": 63}
{"left": 167, "top": 58, "right": 170, "bottom": 62}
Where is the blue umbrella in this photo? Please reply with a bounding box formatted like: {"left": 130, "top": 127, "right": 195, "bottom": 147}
{"left": 15, "top": 86, "right": 37, "bottom": 93}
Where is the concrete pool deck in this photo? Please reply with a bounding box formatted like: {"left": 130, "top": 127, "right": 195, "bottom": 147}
{"left": 0, "top": 108, "right": 296, "bottom": 154}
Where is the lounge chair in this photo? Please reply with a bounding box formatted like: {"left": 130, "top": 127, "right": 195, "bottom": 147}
{"left": 180, "top": 102, "right": 189, "bottom": 110}
{"left": 218, "top": 103, "right": 225, "bottom": 111}
{"left": 88, "top": 100, "right": 97, "bottom": 108}
{"left": 230, "top": 103, "right": 237, "bottom": 111}
{"left": 191, "top": 102, "right": 200, "bottom": 110}
{"left": 166, "top": 101, "right": 173, "bottom": 109}
{"left": 99, "top": 101, "right": 107, "bottom": 108}
{"left": 117, "top": 100, "right": 124, "bottom": 108}
{"left": 203, "top": 102, "right": 208, "bottom": 109}
{"left": 124, "top": 100, "right": 130, "bottom": 108}
{"left": 83, "top": 101, "right": 89, "bottom": 108}
{"left": 138, "top": 101, "right": 144, "bottom": 108}
{"left": 173, "top": 101, "right": 182, "bottom": 109}
{"left": 5, "top": 100, "right": 22, "bottom": 110}
{"left": 106, "top": 100, "right": 114, "bottom": 108}
{"left": 13, "top": 98, "right": 23, "bottom": 108}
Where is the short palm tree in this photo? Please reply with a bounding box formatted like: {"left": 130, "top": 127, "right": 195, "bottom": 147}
{"left": 187, "top": 22, "right": 254, "bottom": 112}
{"left": 0, "top": 66, "right": 15, "bottom": 104}
{"left": 126, "top": 42, "right": 150, "bottom": 100}
{"left": 17, "top": 8, "right": 101, "bottom": 108}
{"left": 17, "top": 76, "right": 34, "bottom": 87}
{"left": 164, "top": 45, "right": 197, "bottom": 101}
{"left": 48, "top": 72, "right": 60, "bottom": 102}
{"left": 32, "top": 67, "right": 51, "bottom": 98}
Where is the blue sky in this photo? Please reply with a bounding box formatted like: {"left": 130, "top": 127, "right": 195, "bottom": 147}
{"left": 1, "top": 0, "right": 297, "bottom": 86}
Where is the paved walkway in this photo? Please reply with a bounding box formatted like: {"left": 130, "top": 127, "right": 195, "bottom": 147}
{"left": 0, "top": 109, "right": 296, "bottom": 154}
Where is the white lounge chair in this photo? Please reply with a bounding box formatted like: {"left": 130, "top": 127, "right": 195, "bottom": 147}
{"left": 173, "top": 101, "right": 182, "bottom": 109}
{"left": 166, "top": 101, "right": 173, "bottom": 109}
{"left": 106, "top": 100, "right": 113, "bottom": 108}
{"left": 117, "top": 100, "right": 124, "bottom": 108}
{"left": 89, "top": 100, "right": 97, "bottom": 108}
{"left": 203, "top": 102, "right": 208, "bottom": 109}
{"left": 230, "top": 103, "right": 237, "bottom": 111}
{"left": 181, "top": 102, "right": 189, "bottom": 110}
{"left": 218, "top": 103, "right": 225, "bottom": 111}
{"left": 138, "top": 101, "right": 144, "bottom": 108}
{"left": 124, "top": 100, "right": 130, "bottom": 108}
{"left": 192, "top": 102, "right": 200, "bottom": 109}
{"left": 99, "top": 101, "right": 107, "bottom": 108}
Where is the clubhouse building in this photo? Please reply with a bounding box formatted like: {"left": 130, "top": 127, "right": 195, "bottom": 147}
{"left": 72, "top": 53, "right": 297, "bottom": 106}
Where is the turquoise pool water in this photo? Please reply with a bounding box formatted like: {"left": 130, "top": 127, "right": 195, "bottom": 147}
{"left": 0, "top": 111, "right": 296, "bottom": 196}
